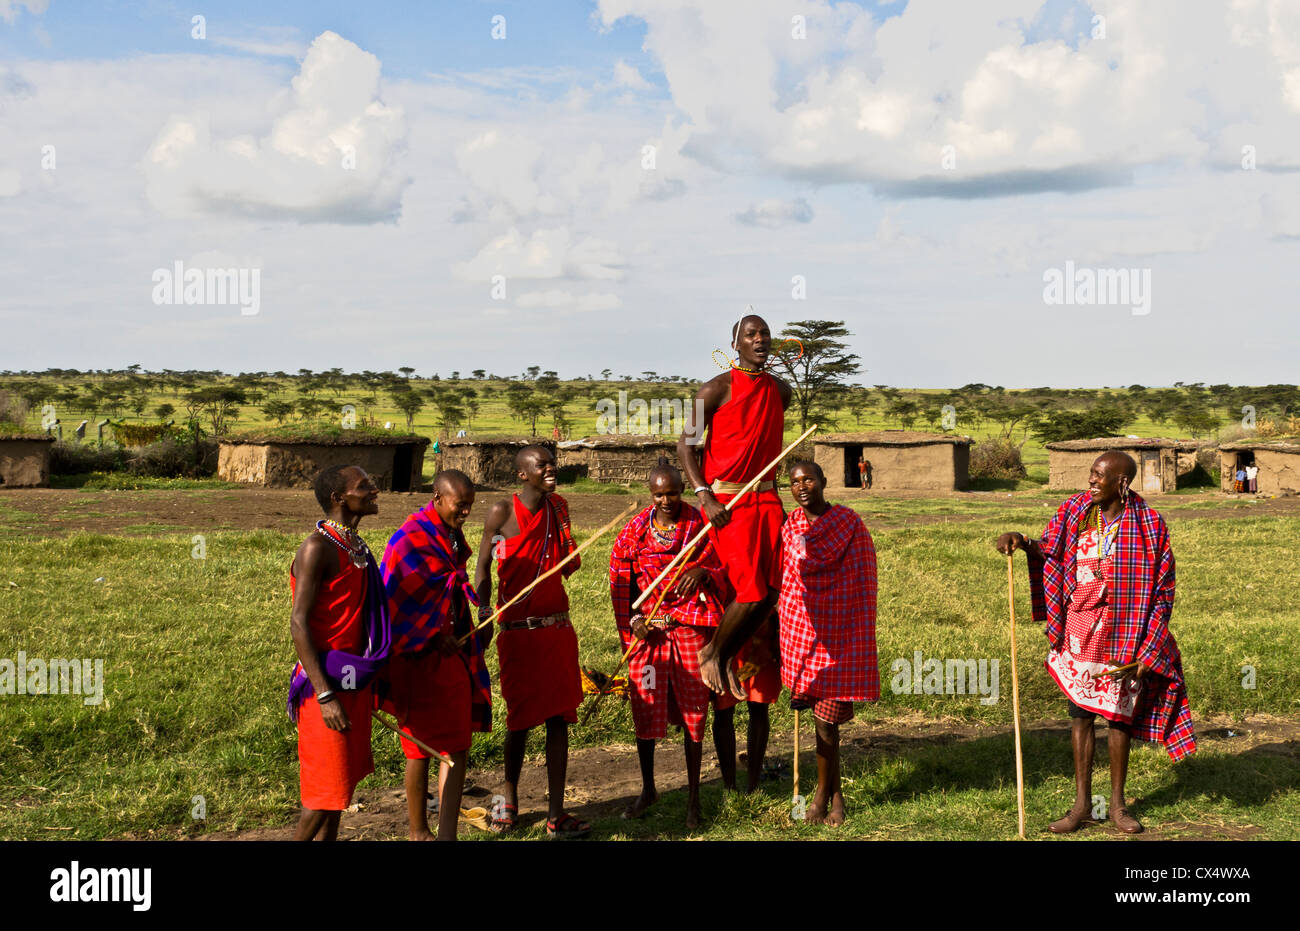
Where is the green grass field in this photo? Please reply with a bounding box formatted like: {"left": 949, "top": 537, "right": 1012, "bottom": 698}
{"left": 1, "top": 489, "right": 1296, "bottom": 840}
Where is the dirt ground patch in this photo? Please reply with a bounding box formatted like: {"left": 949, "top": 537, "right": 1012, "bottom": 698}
{"left": 178, "top": 712, "right": 1296, "bottom": 842}
{"left": 3, "top": 487, "right": 1297, "bottom": 537}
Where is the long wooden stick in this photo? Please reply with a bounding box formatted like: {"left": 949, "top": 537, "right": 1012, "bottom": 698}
{"left": 579, "top": 547, "right": 696, "bottom": 726}
{"left": 1007, "top": 553, "right": 1026, "bottom": 839}
{"left": 793, "top": 709, "right": 801, "bottom": 820}
{"left": 631, "top": 423, "right": 819, "bottom": 611}
{"left": 371, "top": 710, "right": 455, "bottom": 767}
{"left": 458, "top": 499, "right": 640, "bottom": 646}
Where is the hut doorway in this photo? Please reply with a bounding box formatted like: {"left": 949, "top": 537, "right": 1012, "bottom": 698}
{"left": 843, "top": 445, "right": 864, "bottom": 488}
{"left": 1233, "top": 451, "right": 1255, "bottom": 493}
{"left": 1140, "top": 450, "right": 1161, "bottom": 494}
{"left": 391, "top": 444, "right": 413, "bottom": 492}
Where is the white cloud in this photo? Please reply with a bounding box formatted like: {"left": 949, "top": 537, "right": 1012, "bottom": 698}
{"left": 452, "top": 227, "right": 626, "bottom": 281}
{"left": 143, "top": 31, "right": 410, "bottom": 223}
{"left": 0, "top": 1, "right": 47, "bottom": 25}
{"left": 735, "top": 197, "right": 814, "bottom": 227}
{"left": 0, "top": 169, "right": 20, "bottom": 196}
{"left": 210, "top": 30, "right": 308, "bottom": 59}
{"left": 598, "top": 0, "right": 1300, "bottom": 192}
{"left": 613, "top": 59, "right": 652, "bottom": 90}
{"left": 515, "top": 289, "right": 623, "bottom": 312}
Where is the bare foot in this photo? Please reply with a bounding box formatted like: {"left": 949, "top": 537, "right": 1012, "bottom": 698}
{"left": 824, "top": 792, "right": 846, "bottom": 827}
{"left": 685, "top": 798, "right": 702, "bottom": 829}
{"left": 805, "top": 802, "right": 827, "bottom": 824}
{"left": 1048, "top": 805, "right": 1089, "bottom": 834}
{"left": 408, "top": 829, "right": 436, "bottom": 841}
{"left": 622, "top": 789, "right": 660, "bottom": 820}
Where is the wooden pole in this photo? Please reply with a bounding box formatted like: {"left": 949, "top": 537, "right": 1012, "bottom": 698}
{"left": 1007, "top": 553, "right": 1026, "bottom": 839}
{"left": 578, "top": 548, "right": 695, "bottom": 726}
{"left": 793, "top": 709, "right": 801, "bottom": 821}
{"left": 371, "top": 710, "right": 455, "bottom": 767}
{"left": 630, "top": 423, "right": 820, "bottom": 612}
{"left": 458, "top": 499, "right": 640, "bottom": 646}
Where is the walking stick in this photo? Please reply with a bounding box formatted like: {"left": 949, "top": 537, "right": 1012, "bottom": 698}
{"left": 371, "top": 710, "right": 455, "bottom": 767}
{"left": 1007, "top": 552, "right": 1026, "bottom": 839}
{"left": 792, "top": 710, "right": 801, "bottom": 821}
{"left": 630, "top": 423, "right": 820, "bottom": 612}
{"left": 579, "top": 546, "right": 696, "bottom": 726}
{"left": 458, "top": 499, "right": 640, "bottom": 646}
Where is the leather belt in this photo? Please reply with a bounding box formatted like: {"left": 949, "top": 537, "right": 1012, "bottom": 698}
{"left": 499, "top": 612, "right": 571, "bottom": 632}
{"left": 711, "top": 479, "right": 775, "bottom": 495}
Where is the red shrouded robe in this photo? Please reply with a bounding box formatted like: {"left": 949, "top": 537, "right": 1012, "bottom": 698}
{"left": 778, "top": 505, "right": 880, "bottom": 702}
{"left": 494, "top": 493, "right": 584, "bottom": 731}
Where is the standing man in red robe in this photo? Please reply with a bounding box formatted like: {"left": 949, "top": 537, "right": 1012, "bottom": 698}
{"left": 287, "top": 465, "right": 389, "bottom": 841}
{"left": 678, "top": 313, "right": 791, "bottom": 792}
{"left": 475, "top": 445, "right": 591, "bottom": 838}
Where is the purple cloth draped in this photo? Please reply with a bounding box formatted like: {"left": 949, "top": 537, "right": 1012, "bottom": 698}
{"left": 286, "top": 549, "right": 392, "bottom": 722}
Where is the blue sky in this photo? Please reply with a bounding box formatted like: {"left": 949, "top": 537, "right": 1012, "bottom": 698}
{"left": 2, "top": 0, "right": 1298, "bottom": 387}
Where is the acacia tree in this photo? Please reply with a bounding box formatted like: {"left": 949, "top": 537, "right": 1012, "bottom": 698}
{"left": 767, "top": 320, "right": 861, "bottom": 434}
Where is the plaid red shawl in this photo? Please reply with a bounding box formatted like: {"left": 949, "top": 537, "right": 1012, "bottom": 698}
{"left": 381, "top": 502, "right": 492, "bottom": 731}
{"left": 777, "top": 505, "right": 879, "bottom": 701}
{"left": 1027, "top": 491, "right": 1195, "bottom": 761}
{"left": 609, "top": 504, "right": 728, "bottom": 631}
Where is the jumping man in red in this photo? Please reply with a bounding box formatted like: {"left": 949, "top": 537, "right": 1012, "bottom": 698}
{"left": 475, "top": 445, "right": 591, "bottom": 838}
{"left": 679, "top": 313, "right": 791, "bottom": 793}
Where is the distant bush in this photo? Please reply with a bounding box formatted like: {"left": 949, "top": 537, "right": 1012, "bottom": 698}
{"left": 125, "top": 438, "right": 217, "bottom": 478}
{"left": 969, "top": 438, "right": 1027, "bottom": 481}
{"left": 0, "top": 390, "right": 29, "bottom": 431}
{"left": 113, "top": 423, "right": 178, "bottom": 446}
{"left": 51, "top": 442, "right": 128, "bottom": 475}
{"left": 1031, "top": 406, "right": 1128, "bottom": 443}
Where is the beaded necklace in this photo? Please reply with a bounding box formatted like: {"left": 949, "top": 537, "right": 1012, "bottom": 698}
{"left": 650, "top": 514, "right": 676, "bottom": 548}
{"left": 1093, "top": 505, "right": 1121, "bottom": 560}
{"left": 317, "top": 519, "right": 369, "bottom": 569}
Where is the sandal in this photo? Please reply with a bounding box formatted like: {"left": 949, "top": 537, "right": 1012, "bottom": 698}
{"left": 489, "top": 802, "right": 518, "bottom": 834}
{"left": 546, "top": 812, "right": 592, "bottom": 839}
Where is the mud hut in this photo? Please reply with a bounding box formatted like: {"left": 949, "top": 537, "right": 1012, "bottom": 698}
{"left": 1217, "top": 440, "right": 1300, "bottom": 495}
{"left": 440, "top": 437, "right": 556, "bottom": 488}
{"left": 1045, "top": 437, "right": 1198, "bottom": 494}
{"left": 557, "top": 435, "right": 681, "bottom": 484}
{"left": 0, "top": 434, "right": 55, "bottom": 487}
{"left": 812, "top": 432, "right": 972, "bottom": 492}
{"left": 218, "top": 432, "right": 429, "bottom": 491}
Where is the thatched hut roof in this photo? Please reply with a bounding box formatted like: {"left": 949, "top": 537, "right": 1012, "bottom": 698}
{"left": 559, "top": 434, "right": 677, "bottom": 450}
{"left": 0, "top": 434, "right": 56, "bottom": 443}
{"left": 1045, "top": 436, "right": 1197, "bottom": 451}
{"left": 816, "top": 431, "right": 972, "bottom": 447}
{"left": 1218, "top": 438, "right": 1300, "bottom": 453}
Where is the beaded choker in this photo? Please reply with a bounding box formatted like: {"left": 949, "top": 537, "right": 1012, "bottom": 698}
{"left": 317, "top": 519, "right": 369, "bottom": 569}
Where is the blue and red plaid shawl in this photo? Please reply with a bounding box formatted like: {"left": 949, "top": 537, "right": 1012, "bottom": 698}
{"left": 609, "top": 504, "right": 728, "bottom": 631}
{"left": 286, "top": 544, "right": 391, "bottom": 723}
{"left": 1027, "top": 491, "right": 1195, "bottom": 761}
{"left": 381, "top": 502, "right": 492, "bottom": 731}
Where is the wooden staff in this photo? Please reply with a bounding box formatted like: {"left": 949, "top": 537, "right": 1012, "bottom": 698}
{"left": 458, "top": 499, "right": 641, "bottom": 646}
{"left": 578, "top": 546, "right": 696, "bottom": 726}
{"left": 371, "top": 710, "right": 455, "bottom": 767}
{"left": 1007, "top": 553, "right": 1026, "bottom": 839}
{"left": 1098, "top": 661, "right": 1140, "bottom": 680}
{"left": 630, "top": 423, "right": 820, "bottom": 612}
{"left": 792, "top": 710, "right": 801, "bottom": 821}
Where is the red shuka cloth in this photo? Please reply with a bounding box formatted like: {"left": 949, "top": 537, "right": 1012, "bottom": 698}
{"left": 702, "top": 369, "right": 787, "bottom": 602}
{"left": 290, "top": 547, "right": 373, "bottom": 809}
{"left": 777, "top": 505, "right": 880, "bottom": 702}
{"left": 495, "top": 493, "right": 583, "bottom": 731}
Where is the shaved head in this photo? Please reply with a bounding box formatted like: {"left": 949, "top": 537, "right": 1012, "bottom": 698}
{"left": 649, "top": 455, "right": 682, "bottom": 489}
{"left": 1096, "top": 451, "right": 1137, "bottom": 482}
{"left": 732, "top": 313, "right": 768, "bottom": 345}
{"left": 515, "top": 444, "right": 553, "bottom": 471}
{"left": 433, "top": 468, "right": 474, "bottom": 496}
